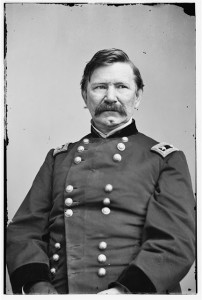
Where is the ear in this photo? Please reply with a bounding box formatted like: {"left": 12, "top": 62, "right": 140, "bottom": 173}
{"left": 134, "top": 89, "right": 143, "bottom": 109}
{"left": 82, "top": 90, "right": 87, "bottom": 103}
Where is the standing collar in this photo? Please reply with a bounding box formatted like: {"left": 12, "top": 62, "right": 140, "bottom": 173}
{"left": 91, "top": 118, "right": 133, "bottom": 138}
{"left": 91, "top": 118, "right": 138, "bottom": 138}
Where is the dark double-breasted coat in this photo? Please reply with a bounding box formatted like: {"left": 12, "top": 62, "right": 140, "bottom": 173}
{"left": 6, "top": 121, "right": 195, "bottom": 294}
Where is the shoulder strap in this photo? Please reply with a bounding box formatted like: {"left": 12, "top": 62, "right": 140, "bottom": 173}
{"left": 53, "top": 143, "right": 70, "bottom": 157}
{"left": 151, "top": 142, "right": 179, "bottom": 158}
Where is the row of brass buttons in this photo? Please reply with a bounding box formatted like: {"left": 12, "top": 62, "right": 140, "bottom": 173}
{"left": 50, "top": 242, "right": 61, "bottom": 275}
{"left": 97, "top": 241, "right": 108, "bottom": 277}
{"left": 97, "top": 172, "right": 112, "bottom": 275}
{"left": 74, "top": 139, "right": 89, "bottom": 165}
{"left": 65, "top": 139, "right": 89, "bottom": 217}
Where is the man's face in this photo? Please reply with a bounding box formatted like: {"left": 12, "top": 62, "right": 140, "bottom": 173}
{"left": 82, "top": 62, "right": 142, "bottom": 132}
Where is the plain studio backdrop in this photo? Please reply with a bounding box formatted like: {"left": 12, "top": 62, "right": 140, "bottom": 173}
{"left": 5, "top": 3, "right": 196, "bottom": 294}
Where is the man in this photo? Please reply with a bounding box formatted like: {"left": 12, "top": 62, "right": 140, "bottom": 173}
{"left": 6, "top": 48, "right": 195, "bottom": 294}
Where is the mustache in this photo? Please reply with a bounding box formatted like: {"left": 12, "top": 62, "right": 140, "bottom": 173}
{"left": 94, "top": 103, "right": 127, "bottom": 116}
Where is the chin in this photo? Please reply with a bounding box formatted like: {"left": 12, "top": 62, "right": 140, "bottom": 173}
{"left": 99, "top": 115, "right": 127, "bottom": 126}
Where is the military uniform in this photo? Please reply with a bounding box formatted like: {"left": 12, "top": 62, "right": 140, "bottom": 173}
{"left": 6, "top": 120, "right": 195, "bottom": 294}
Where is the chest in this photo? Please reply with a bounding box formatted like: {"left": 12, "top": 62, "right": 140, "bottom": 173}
{"left": 52, "top": 136, "right": 161, "bottom": 216}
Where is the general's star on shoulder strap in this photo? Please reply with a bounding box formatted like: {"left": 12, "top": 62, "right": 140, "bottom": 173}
{"left": 151, "top": 142, "right": 179, "bottom": 158}
{"left": 53, "top": 143, "right": 70, "bottom": 157}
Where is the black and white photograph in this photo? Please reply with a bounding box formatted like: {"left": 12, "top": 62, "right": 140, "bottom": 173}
{"left": 4, "top": 1, "right": 197, "bottom": 295}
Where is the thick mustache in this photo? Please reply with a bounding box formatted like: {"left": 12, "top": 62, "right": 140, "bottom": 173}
{"left": 95, "top": 103, "right": 127, "bottom": 116}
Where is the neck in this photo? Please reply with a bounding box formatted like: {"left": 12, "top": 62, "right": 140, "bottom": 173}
{"left": 94, "top": 123, "right": 121, "bottom": 134}
{"left": 92, "top": 118, "right": 133, "bottom": 135}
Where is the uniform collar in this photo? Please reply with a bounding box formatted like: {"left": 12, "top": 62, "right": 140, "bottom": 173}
{"left": 91, "top": 118, "right": 138, "bottom": 138}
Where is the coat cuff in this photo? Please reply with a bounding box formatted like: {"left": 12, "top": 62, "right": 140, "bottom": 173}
{"left": 109, "top": 266, "right": 156, "bottom": 294}
{"left": 10, "top": 263, "right": 51, "bottom": 294}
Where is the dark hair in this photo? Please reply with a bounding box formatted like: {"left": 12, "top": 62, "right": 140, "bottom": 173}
{"left": 80, "top": 48, "right": 144, "bottom": 94}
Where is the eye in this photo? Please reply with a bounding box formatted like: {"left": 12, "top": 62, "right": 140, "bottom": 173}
{"left": 94, "top": 85, "right": 106, "bottom": 90}
{"left": 117, "top": 84, "right": 127, "bottom": 89}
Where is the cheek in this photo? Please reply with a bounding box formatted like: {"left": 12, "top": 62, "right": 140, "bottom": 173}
{"left": 87, "top": 92, "right": 102, "bottom": 104}
{"left": 86, "top": 95, "right": 99, "bottom": 113}
{"left": 122, "top": 96, "right": 136, "bottom": 111}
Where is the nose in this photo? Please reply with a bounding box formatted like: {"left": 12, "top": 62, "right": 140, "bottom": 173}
{"left": 104, "top": 86, "right": 117, "bottom": 104}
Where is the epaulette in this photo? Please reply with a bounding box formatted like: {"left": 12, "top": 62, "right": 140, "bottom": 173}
{"left": 53, "top": 143, "right": 70, "bottom": 157}
{"left": 151, "top": 142, "right": 179, "bottom": 158}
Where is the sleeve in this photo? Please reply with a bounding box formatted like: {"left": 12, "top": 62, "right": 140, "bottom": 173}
{"left": 6, "top": 149, "right": 55, "bottom": 294}
{"left": 109, "top": 151, "right": 195, "bottom": 293}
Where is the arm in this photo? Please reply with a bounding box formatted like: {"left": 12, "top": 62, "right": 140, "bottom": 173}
{"left": 109, "top": 151, "right": 195, "bottom": 293}
{"left": 23, "top": 281, "right": 57, "bottom": 294}
{"left": 6, "top": 149, "right": 55, "bottom": 294}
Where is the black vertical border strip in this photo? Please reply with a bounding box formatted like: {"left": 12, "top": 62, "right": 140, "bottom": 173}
{"left": 4, "top": 2, "right": 9, "bottom": 295}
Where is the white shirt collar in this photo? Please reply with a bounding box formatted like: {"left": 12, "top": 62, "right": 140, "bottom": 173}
{"left": 91, "top": 118, "right": 133, "bottom": 138}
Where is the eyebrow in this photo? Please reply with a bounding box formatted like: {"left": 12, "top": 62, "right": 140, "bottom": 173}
{"left": 91, "top": 81, "right": 129, "bottom": 86}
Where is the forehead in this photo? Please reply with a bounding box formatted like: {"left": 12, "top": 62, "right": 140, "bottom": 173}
{"left": 89, "top": 62, "right": 135, "bottom": 84}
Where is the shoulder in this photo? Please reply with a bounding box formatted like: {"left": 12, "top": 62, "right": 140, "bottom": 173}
{"left": 151, "top": 142, "right": 179, "bottom": 158}
{"left": 136, "top": 133, "right": 179, "bottom": 158}
{"left": 53, "top": 143, "right": 71, "bottom": 157}
{"left": 135, "top": 132, "right": 158, "bottom": 149}
{"left": 52, "top": 134, "right": 90, "bottom": 158}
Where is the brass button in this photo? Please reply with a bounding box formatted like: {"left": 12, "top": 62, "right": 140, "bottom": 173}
{"left": 55, "top": 243, "right": 61, "bottom": 249}
{"left": 74, "top": 156, "right": 82, "bottom": 164}
{"left": 105, "top": 184, "right": 113, "bottom": 193}
{"left": 113, "top": 153, "right": 122, "bottom": 162}
{"left": 50, "top": 268, "right": 56, "bottom": 274}
{"left": 77, "top": 146, "right": 85, "bottom": 152}
{"left": 98, "top": 254, "right": 107, "bottom": 263}
{"left": 83, "top": 138, "right": 89, "bottom": 144}
{"left": 65, "top": 198, "right": 73, "bottom": 206}
{"left": 65, "top": 185, "right": 73, "bottom": 193}
{"left": 122, "top": 137, "right": 128, "bottom": 142}
{"left": 102, "top": 207, "right": 111, "bottom": 215}
{"left": 99, "top": 241, "right": 107, "bottom": 250}
{"left": 103, "top": 198, "right": 110, "bottom": 205}
{"left": 117, "top": 142, "right": 126, "bottom": 151}
{"left": 65, "top": 209, "right": 73, "bottom": 217}
{"left": 53, "top": 254, "right": 59, "bottom": 261}
{"left": 98, "top": 268, "right": 106, "bottom": 277}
